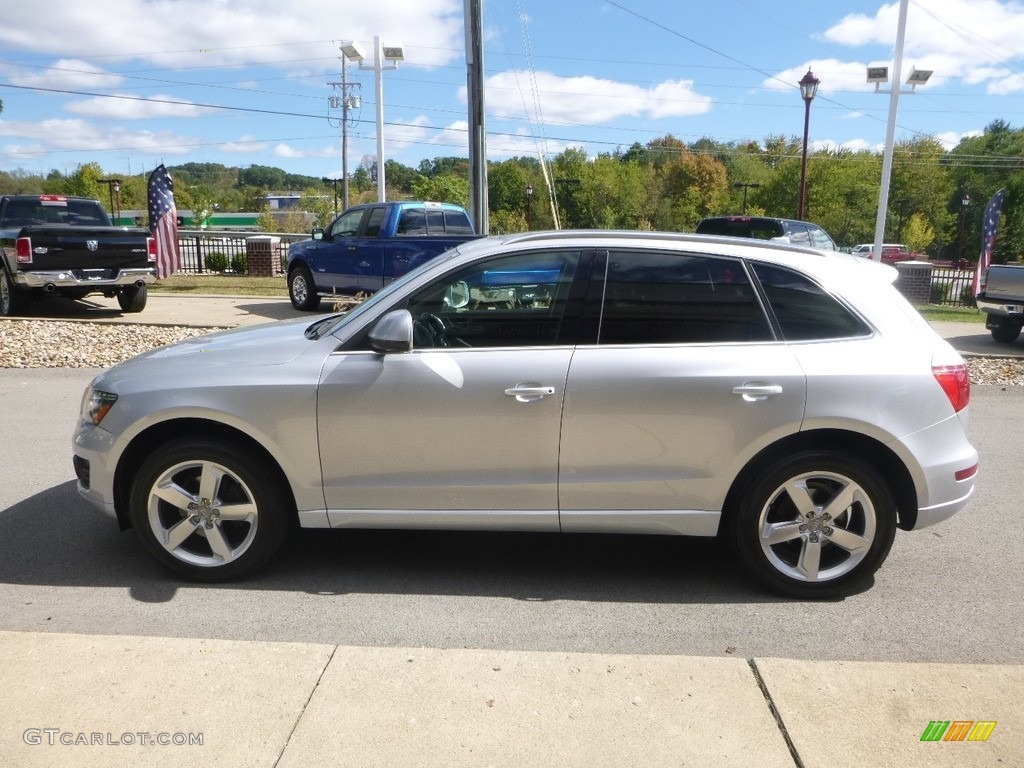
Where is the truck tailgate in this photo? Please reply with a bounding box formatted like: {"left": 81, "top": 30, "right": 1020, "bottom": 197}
{"left": 19, "top": 226, "right": 152, "bottom": 271}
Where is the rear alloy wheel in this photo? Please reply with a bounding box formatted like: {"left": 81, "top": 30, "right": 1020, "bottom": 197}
{"left": 129, "top": 439, "right": 292, "bottom": 581}
{"left": 117, "top": 283, "right": 148, "bottom": 313}
{"left": 990, "top": 317, "right": 1022, "bottom": 344}
{"left": 289, "top": 265, "right": 321, "bottom": 311}
{"left": 727, "top": 451, "right": 897, "bottom": 598}
{"left": 0, "top": 268, "right": 29, "bottom": 317}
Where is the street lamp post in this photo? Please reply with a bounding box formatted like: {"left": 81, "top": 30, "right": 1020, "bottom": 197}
{"left": 100, "top": 178, "right": 122, "bottom": 224}
{"left": 526, "top": 184, "right": 533, "bottom": 229}
{"left": 957, "top": 194, "right": 971, "bottom": 267}
{"left": 797, "top": 69, "right": 820, "bottom": 221}
{"left": 733, "top": 182, "right": 761, "bottom": 214}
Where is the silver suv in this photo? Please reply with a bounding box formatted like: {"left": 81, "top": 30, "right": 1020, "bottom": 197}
{"left": 73, "top": 231, "right": 978, "bottom": 597}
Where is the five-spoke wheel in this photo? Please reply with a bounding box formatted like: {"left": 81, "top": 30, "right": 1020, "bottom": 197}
{"left": 726, "top": 452, "right": 897, "bottom": 598}
{"left": 130, "top": 439, "right": 292, "bottom": 581}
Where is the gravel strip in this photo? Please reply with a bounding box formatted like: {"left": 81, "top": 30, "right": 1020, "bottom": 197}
{"left": 1, "top": 319, "right": 1023, "bottom": 385}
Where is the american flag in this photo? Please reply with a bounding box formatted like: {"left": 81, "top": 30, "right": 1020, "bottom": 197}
{"left": 972, "top": 188, "right": 1006, "bottom": 297}
{"left": 147, "top": 164, "right": 180, "bottom": 280}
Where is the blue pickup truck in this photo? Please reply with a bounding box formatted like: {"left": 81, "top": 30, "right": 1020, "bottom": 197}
{"left": 286, "top": 201, "right": 480, "bottom": 310}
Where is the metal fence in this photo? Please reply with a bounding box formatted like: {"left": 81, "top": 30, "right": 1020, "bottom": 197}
{"left": 930, "top": 267, "right": 977, "bottom": 308}
{"left": 176, "top": 230, "right": 309, "bottom": 274}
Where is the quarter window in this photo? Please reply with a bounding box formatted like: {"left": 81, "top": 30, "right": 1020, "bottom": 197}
{"left": 752, "top": 263, "right": 870, "bottom": 340}
{"left": 598, "top": 251, "right": 773, "bottom": 344}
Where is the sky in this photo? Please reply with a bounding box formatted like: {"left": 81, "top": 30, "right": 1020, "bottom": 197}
{"left": 1, "top": 0, "right": 1023, "bottom": 183}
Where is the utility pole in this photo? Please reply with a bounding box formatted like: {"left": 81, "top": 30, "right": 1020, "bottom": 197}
{"left": 328, "top": 46, "right": 362, "bottom": 210}
{"left": 464, "top": 0, "right": 488, "bottom": 233}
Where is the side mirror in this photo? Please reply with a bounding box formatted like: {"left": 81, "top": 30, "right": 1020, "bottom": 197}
{"left": 368, "top": 309, "right": 413, "bottom": 353}
{"left": 311, "top": 228, "right": 325, "bottom": 241}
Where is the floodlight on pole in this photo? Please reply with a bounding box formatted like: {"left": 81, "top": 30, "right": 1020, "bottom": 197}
{"left": 797, "top": 68, "right": 819, "bottom": 221}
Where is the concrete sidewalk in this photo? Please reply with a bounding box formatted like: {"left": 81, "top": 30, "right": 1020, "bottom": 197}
{"left": 2, "top": 631, "right": 1019, "bottom": 768}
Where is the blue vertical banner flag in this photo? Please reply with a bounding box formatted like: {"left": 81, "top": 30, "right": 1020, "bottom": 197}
{"left": 147, "top": 164, "right": 180, "bottom": 280}
{"left": 973, "top": 188, "right": 1006, "bottom": 297}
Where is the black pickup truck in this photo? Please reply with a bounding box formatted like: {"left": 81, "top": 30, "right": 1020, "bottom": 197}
{"left": 0, "top": 194, "right": 156, "bottom": 316}
{"left": 976, "top": 263, "right": 1024, "bottom": 343}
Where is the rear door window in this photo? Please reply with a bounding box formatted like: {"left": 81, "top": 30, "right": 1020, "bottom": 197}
{"left": 597, "top": 250, "right": 773, "bottom": 344}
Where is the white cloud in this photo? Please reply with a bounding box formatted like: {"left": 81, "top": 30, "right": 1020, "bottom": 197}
{"left": 8, "top": 59, "right": 123, "bottom": 90}
{"left": 823, "top": 0, "right": 1024, "bottom": 92}
{"left": 481, "top": 71, "right": 712, "bottom": 125}
{"left": 0, "top": 1, "right": 466, "bottom": 70}
{"left": 0, "top": 118, "right": 194, "bottom": 155}
{"left": 65, "top": 95, "right": 208, "bottom": 120}
{"left": 934, "top": 129, "right": 983, "bottom": 150}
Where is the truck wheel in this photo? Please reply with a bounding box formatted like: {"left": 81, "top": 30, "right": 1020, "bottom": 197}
{"left": 129, "top": 438, "right": 293, "bottom": 581}
{"left": 0, "top": 268, "right": 29, "bottom": 317}
{"left": 724, "top": 451, "right": 897, "bottom": 599}
{"left": 990, "top": 318, "right": 1022, "bottom": 344}
{"left": 289, "top": 265, "right": 321, "bottom": 311}
{"left": 117, "top": 284, "right": 148, "bottom": 313}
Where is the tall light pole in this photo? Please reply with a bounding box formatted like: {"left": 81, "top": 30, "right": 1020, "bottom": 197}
{"left": 343, "top": 38, "right": 403, "bottom": 203}
{"left": 797, "top": 69, "right": 819, "bottom": 221}
{"left": 525, "top": 184, "right": 533, "bottom": 229}
{"left": 868, "top": 0, "right": 932, "bottom": 261}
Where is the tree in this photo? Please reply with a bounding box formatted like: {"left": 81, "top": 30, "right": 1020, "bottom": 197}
{"left": 411, "top": 174, "right": 470, "bottom": 208}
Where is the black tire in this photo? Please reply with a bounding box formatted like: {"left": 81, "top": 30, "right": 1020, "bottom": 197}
{"left": 128, "top": 438, "right": 293, "bottom": 581}
{"left": 289, "top": 265, "right": 321, "bottom": 311}
{"left": 0, "top": 268, "right": 29, "bottom": 317}
{"left": 724, "top": 451, "right": 897, "bottom": 599}
{"left": 990, "top": 318, "right": 1022, "bottom": 344}
{"left": 117, "top": 284, "right": 148, "bottom": 313}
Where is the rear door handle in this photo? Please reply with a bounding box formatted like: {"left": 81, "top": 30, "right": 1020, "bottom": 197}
{"left": 505, "top": 385, "right": 556, "bottom": 403}
{"left": 732, "top": 383, "right": 783, "bottom": 402}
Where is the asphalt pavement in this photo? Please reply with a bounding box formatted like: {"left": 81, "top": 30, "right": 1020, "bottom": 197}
{"left": 1, "top": 292, "right": 1021, "bottom": 767}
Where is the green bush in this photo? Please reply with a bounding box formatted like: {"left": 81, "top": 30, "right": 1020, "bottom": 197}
{"left": 230, "top": 252, "right": 248, "bottom": 274}
{"left": 930, "top": 282, "right": 950, "bottom": 304}
{"left": 960, "top": 286, "right": 977, "bottom": 307}
{"left": 205, "top": 251, "right": 228, "bottom": 272}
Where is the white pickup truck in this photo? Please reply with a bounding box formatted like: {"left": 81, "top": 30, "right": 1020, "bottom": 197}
{"left": 977, "top": 264, "right": 1024, "bottom": 343}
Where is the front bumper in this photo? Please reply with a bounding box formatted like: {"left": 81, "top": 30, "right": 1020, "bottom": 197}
{"left": 73, "top": 421, "right": 121, "bottom": 525}
{"left": 15, "top": 268, "right": 156, "bottom": 290}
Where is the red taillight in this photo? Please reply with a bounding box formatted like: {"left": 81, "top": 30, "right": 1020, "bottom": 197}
{"left": 147, "top": 237, "right": 157, "bottom": 262}
{"left": 15, "top": 237, "right": 32, "bottom": 264}
{"left": 933, "top": 364, "right": 970, "bottom": 413}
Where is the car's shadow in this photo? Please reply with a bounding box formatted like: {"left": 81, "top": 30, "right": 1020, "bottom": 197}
{"left": 0, "top": 481, "right": 857, "bottom": 606}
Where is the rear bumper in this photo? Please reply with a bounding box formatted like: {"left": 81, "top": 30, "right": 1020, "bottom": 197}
{"left": 14, "top": 268, "right": 155, "bottom": 290}
{"left": 976, "top": 295, "right": 1024, "bottom": 319}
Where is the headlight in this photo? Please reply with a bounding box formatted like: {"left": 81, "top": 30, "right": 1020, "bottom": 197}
{"left": 82, "top": 388, "right": 118, "bottom": 426}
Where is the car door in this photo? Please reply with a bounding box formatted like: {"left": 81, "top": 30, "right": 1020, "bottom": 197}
{"left": 316, "top": 248, "right": 590, "bottom": 530}
{"left": 558, "top": 249, "right": 807, "bottom": 535}
{"left": 320, "top": 205, "right": 388, "bottom": 293}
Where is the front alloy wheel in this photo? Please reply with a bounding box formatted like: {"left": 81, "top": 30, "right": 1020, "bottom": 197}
{"left": 728, "top": 452, "right": 897, "bottom": 598}
{"left": 289, "top": 266, "right": 321, "bottom": 311}
{"left": 129, "top": 439, "right": 292, "bottom": 580}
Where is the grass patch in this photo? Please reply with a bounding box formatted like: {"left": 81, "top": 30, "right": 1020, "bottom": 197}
{"left": 915, "top": 305, "right": 986, "bottom": 323}
{"left": 150, "top": 274, "right": 287, "bottom": 296}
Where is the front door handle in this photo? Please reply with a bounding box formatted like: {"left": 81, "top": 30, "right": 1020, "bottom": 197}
{"left": 732, "top": 383, "right": 783, "bottom": 402}
{"left": 505, "top": 385, "right": 556, "bottom": 403}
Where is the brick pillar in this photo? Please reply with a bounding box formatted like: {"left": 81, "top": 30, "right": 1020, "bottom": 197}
{"left": 895, "top": 261, "right": 934, "bottom": 305}
{"left": 245, "top": 236, "right": 283, "bottom": 277}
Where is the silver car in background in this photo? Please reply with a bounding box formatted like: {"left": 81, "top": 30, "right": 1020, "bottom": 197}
{"left": 72, "top": 231, "right": 978, "bottom": 597}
